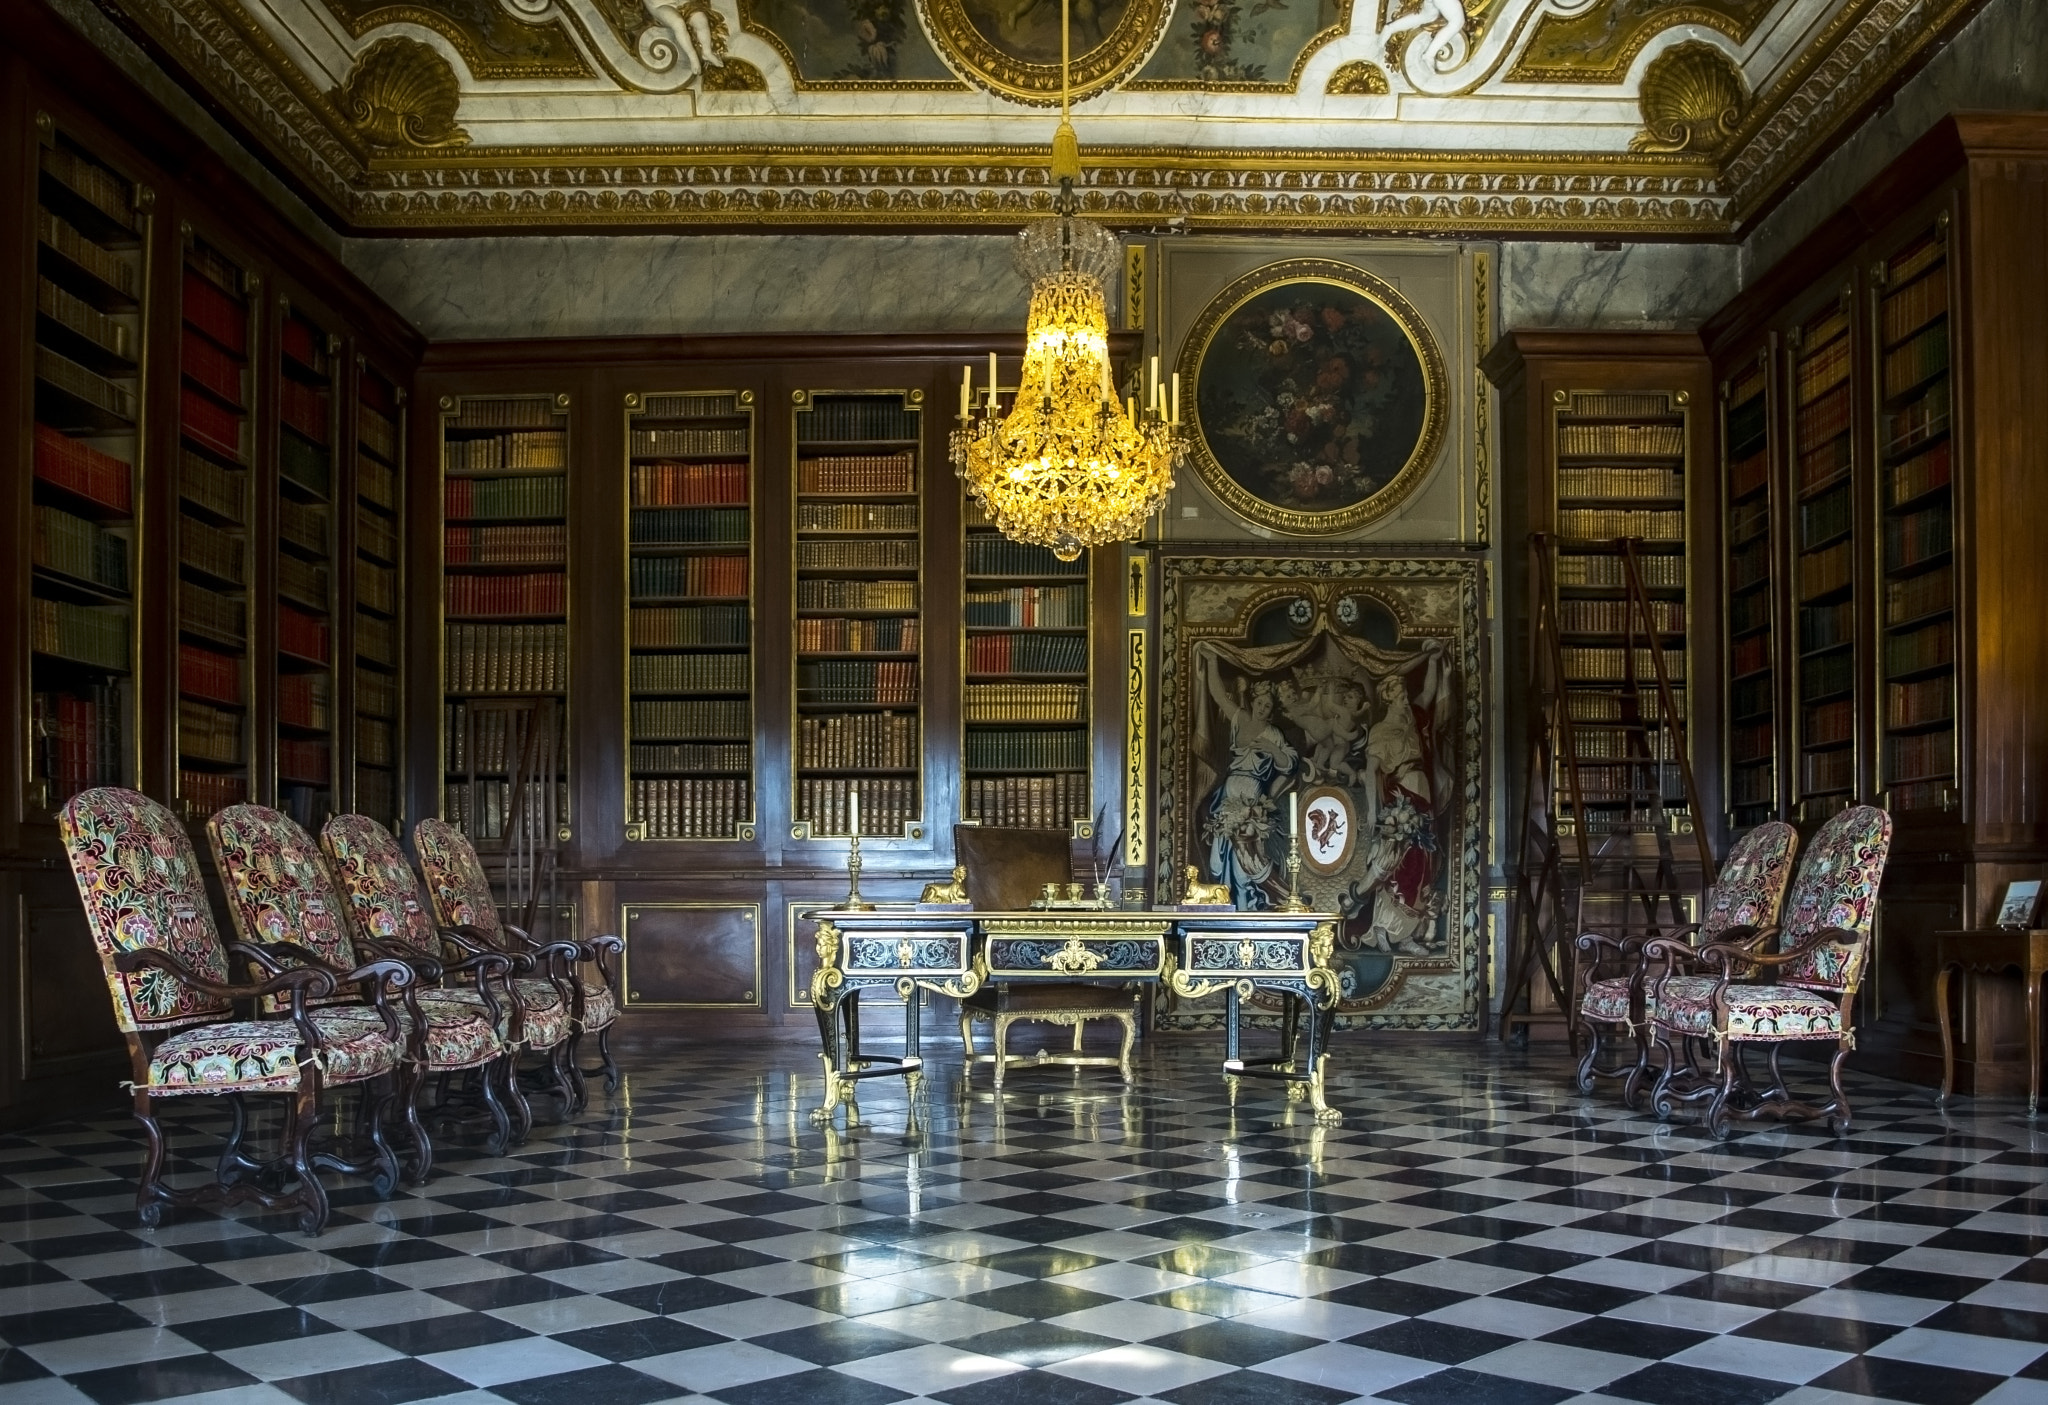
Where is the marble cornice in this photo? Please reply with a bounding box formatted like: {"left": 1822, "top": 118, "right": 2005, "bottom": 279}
{"left": 84, "top": 0, "right": 1989, "bottom": 236}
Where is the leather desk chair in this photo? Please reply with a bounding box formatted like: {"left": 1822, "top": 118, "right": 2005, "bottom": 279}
{"left": 954, "top": 825, "right": 1141, "bottom": 1087}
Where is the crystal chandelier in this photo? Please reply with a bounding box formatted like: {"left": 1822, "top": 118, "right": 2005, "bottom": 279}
{"left": 949, "top": 0, "right": 1183, "bottom": 563}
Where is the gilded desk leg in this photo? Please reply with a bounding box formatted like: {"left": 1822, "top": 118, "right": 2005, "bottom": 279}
{"left": 2028, "top": 962, "right": 2042, "bottom": 1119}
{"left": 813, "top": 1050, "right": 844, "bottom": 1125}
{"left": 1307, "top": 1053, "right": 1342, "bottom": 1126}
{"left": 993, "top": 1012, "right": 1015, "bottom": 1092}
{"left": 1936, "top": 961, "right": 1956, "bottom": 1107}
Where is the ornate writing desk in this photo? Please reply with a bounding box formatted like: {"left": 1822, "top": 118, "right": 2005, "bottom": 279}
{"left": 808, "top": 906, "right": 1344, "bottom": 1124}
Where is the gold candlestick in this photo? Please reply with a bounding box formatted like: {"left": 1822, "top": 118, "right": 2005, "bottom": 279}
{"left": 842, "top": 827, "right": 874, "bottom": 911}
{"left": 1280, "top": 834, "right": 1308, "bottom": 912}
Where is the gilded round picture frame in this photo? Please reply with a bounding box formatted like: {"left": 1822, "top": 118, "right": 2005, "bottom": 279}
{"left": 1177, "top": 259, "right": 1448, "bottom": 536}
{"left": 913, "top": 0, "right": 1172, "bottom": 104}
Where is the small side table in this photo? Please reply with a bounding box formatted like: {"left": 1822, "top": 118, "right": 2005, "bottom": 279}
{"left": 1935, "top": 928, "right": 2048, "bottom": 1115}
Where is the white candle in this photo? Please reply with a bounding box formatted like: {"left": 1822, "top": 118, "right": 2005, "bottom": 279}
{"left": 1171, "top": 372, "right": 1181, "bottom": 425}
{"left": 1042, "top": 355, "right": 1052, "bottom": 400}
{"left": 1290, "top": 793, "right": 1299, "bottom": 837}
{"left": 988, "top": 352, "right": 999, "bottom": 407}
{"left": 1100, "top": 357, "right": 1111, "bottom": 402}
{"left": 961, "top": 364, "right": 972, "bottom": 417}
{"left": 1127, "top": 396, "right": 1136, "bottom": 422}
{"left": 849, "top": 788, "right": 859, "bottom": 836}
{"left": 1149, "top": 356, "right": 1159, "bottom": 412}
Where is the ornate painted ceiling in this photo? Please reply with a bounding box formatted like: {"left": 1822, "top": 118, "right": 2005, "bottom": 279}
{"left": 100, "top": 0, "right": 1981, "bottom": 232}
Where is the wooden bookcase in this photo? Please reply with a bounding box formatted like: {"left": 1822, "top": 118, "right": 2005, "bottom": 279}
{"left": 173, "top": 232, "right": 255, "bottom": 820}
{"left": 623, "top": 389, "right": 756, "bottom": 843}
{"left": 1702, "top": 114, "right": 2048, "bottom": 1092}
{"left": 352, "top": 362, "right": 403, "bottom": 828}
{"left": 790, "top": 390, "right": 925, "bottom": 840}
{"left": 437, "top": 393, "right": 572, "bottom": 848}
{"left": 962, "top": 510, "right": 1091, "bottom": 831}
{"left": 29, "top": 121, "right": 145, "bottom": 812}
{"left": 1484, "top": 333, "right": 1719, "bottom": 840}
{"left": 1722, "top": 349, "right": 1777, "bottom": 831}
{"left": 274, "top": 301, "right": 337, "bottom": 829}
{"left": 1, "top": 22, "right": 423, "bottom": 1128}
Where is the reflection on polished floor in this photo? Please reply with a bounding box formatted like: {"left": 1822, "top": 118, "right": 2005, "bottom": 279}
{"left": 3, "top": 1038, "right": 2048, "bottom": 1405}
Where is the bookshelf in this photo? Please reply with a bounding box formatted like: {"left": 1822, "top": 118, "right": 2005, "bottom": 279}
{"left": 440, "top": 393, "right": 571, "bottom": 845}
{"left": 1875, "top": 224, "right": 1956, "bottom": 815}
{"left": 1548, "top": 389, "right": 1692, "bottom": 834}
{"left": 624, "top": 390, "right": 756, "bottom": 842}
{"left": 353, "top": 362, "right": 403, "bottom": 828}
{"left": 1789, "top": 291, "right": 1858, "bottom": 824}
{"left": 791, "top": 390, "right": 923, "bottom": 839}
{"left": 1722, "top": 352, "right": 1778, "bottom": 830}
{"left": 28, "top": 123, "right": 145, "bottom": 812}
{"left": 274, "top": 303, "right": 337, "bottom": 828}
{"left": 962, "top": 510, "right": 1090, "bottom": 830}
{"left": 174, "top": 233, "right": 254, "bottom": 820}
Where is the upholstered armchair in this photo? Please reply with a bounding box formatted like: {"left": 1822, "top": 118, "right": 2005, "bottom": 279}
{"left": 58, "top": 788, "right": 412, "bottom": 1234}
{"left": 1572, "top": 820, "right": 1799, "bottom": 1103}
{"left": 953, "top": 825, "right": 1141, "bottom": 1087}
{"left": 413, "top": 817, "right": 621, "bottom": 1103}
{"left": 207, "top": 805, "right": 504, "bottom": 1184}
{"left": 1643, "top": 804, "right": 1892, "bottom": 1136}
{"left": 323, "top": 813, "right": 576, "bottom": 1157}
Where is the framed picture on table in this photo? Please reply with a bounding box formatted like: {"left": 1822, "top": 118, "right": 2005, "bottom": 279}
{"left": 1995, "top": 879, "right": 2042, "bottom": 931}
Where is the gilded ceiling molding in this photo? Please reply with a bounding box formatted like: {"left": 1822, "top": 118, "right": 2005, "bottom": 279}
{"left": 509, "top": 0, "right": 747, "bottom": 93}
{"left": 914, "top": 0, "right": 1173, "bottom": 103}
{"left": 343, "top": 152, "right": 1730, "bottom": 233}
{"left": 1507, "top": 0, "right": 1773, "bottom": 85}
{"left": 1629, "top": 41, "right": 1745, "bottom": 155}
{"left": 1720, "top": 0, "right": 1984, "bottom": 219}
{"left": 1325, "top": 59, "right": 1391, "bottom": 93}
{"left": 332, "top": 37, "right": 472, "bottom": 148}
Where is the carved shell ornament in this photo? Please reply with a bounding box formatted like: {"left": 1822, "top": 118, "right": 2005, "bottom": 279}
{"left": 333, "top": 38, "right": 470, "bottom": 150}
{"left": 1630, "top": 41, "right": 1748, "bottom": 156}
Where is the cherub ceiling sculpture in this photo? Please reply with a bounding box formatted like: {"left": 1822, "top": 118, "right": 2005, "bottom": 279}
{"left": 103, "top": 0, "right": 1982, "bottom": 231}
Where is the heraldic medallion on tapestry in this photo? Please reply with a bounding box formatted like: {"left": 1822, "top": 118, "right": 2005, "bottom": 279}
{"left": 1156, "top": 555, "right": 1483, "bottom": 1031}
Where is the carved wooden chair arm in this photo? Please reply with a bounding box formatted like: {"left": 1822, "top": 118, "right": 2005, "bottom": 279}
{"left": 116, "top": 947, "right": 336, "bottom": 1004}
{"left": 1700, "top": 926, "right": 1852, "bottom": 972}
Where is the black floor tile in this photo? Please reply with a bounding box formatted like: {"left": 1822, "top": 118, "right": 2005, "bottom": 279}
{"left": 930, "top": 1368, "right": 1132, "bottom": 1405}
{"left": 1377, "top": 1366, "right": 1576, "bottom": 1405}
{"left": 1806, "top": 1354, "right": 2005, "bottom": 1405}
{"left": 492, "top": 1362, "right": 692, "bottom": 1405}
{"left": 1350, "top": 1319, "right": 1520, "bottom": 1365}
{"left": 274, "top": 1358, "right": 473, "bottom": 1405}
{"left": 1602, "top": 1362, "right": 1793, "bottom": 1405}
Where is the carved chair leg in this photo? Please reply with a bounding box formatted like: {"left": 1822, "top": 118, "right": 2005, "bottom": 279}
{"left": 1827, "top": 1045, "right": 1855, "bottom": 1136}
{"left": 395, "top": 1062, "right": 432, "bottom": 1187}
{"left": 564, "top": 1030, "right": 590, "bottom": 1114}
{"left": 287, "top": 1082, "right": 331, "bottom": 1236}
{"left": 1118, "top": 1011, "right": 1137, "bottom": 1083}
{"left": 1706, "top": 1043, "right": 1741, "bottom": 1140}
{"left": 498, "top": 1053, "right": 535, "bottom": 1145}
{"left": 548, "top": 1039, "right": 577, "bottom": 1115}
{"left": 363, "top": 1077, "right": 402, "bottom": 1199}
{"left": 1648, "top": 1027, "right": 1681, "bottom": 1121}
{"left": 132, "top": 1089, "right": 171, "bottom": 1228}
{"left": 1573, "top": 1016, "right": 1602, "bottom": 1094}
{"left": 216, "top": 1092, "right": 259, "bottom": 1189}
{"left": 1765, "top": 1043, "right": 1791, "bottom": 1102}
{"left": 993, "top": 1013, "right": 1014, "bottom": 1092}
{"left": 958, "top": 1010, "right": 976, "bottom": 1069}
{"left": 596, "top": 1024, "right": 620, "bottom": 1094}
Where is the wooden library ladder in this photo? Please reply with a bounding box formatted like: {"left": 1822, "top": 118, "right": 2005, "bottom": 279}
{"left": 1499, "top": 535, "right": 1714, "bottom": 1048}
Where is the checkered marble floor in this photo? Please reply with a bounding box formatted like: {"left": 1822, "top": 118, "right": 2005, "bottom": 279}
{"left": 4, "top": 1037, "right": 2048, "bottom": 1405}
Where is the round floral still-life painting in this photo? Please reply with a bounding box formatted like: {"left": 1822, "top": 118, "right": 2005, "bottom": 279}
{"left": 1182, "top": 260, "right": 1445, "bottom": 534}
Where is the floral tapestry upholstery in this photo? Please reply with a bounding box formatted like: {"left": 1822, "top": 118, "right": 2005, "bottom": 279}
{"left": 1653, "top": 976, "right": 1844, "bottom": 1041}
{"left": 511, "top": 981, "right": 572, "bottom": 1049}
{"left": 314, "top": 998, "right": 500, "bottom": 1072}
{"left": 320, "top": 815, "right": 438, "bottom": 959}
{"left": 412, "top": 819, "right": 506, "bottom": 941}
{"left": 1651, "top": 974, "right": 1721, "bottom": 1035}
{"left": 1579, "top": 976, "right": 1632, "bottom": 1025}
{"left": 59, "top": 788, "right": 234, "bottom": 1033}
{"left": 207, "top": 806, "right": 358, "bottom": 1005}
{"left": 1776, "top": 806, "right": 1892, "bottom": 991}
{"left": 580, "top": 980, "right": 617, "bottom": 1032}
{"left": 144, "top": 1009, "right": 400, "bottom": 1095}
{"left": 1697, "top": 821, "right": 1800, "bottom": 944}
